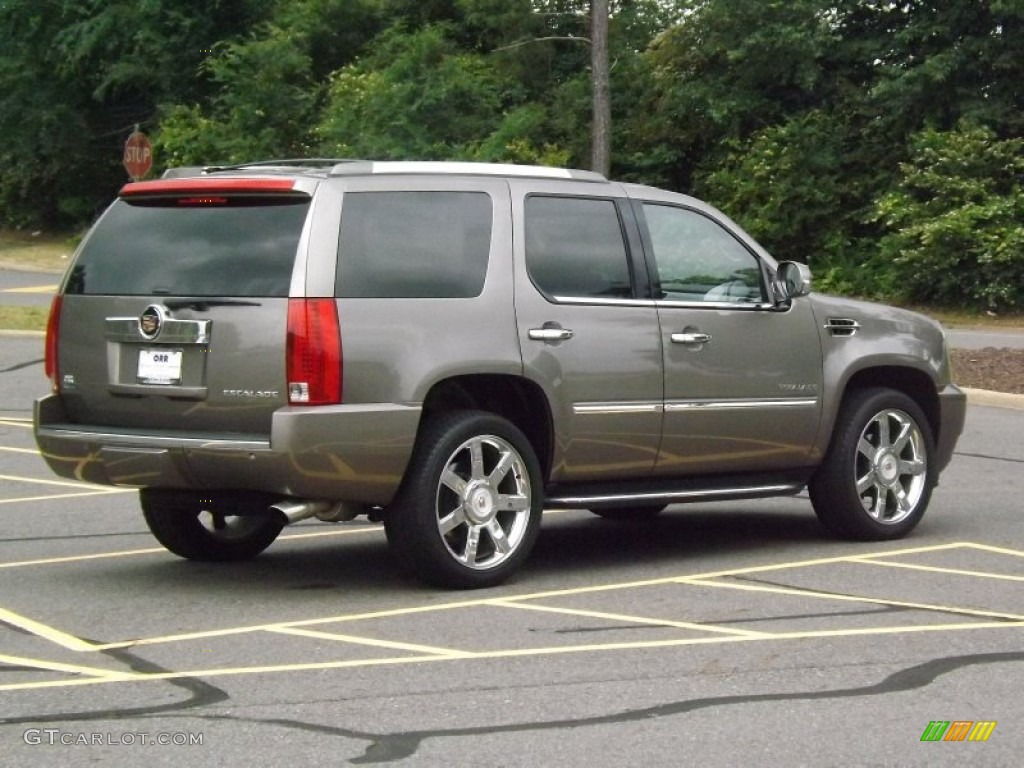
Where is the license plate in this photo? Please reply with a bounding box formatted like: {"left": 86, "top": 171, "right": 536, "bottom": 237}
{"left": 137, "top": 348, "right": 183, "bottom": 385}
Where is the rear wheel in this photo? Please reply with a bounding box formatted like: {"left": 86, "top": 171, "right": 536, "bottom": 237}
{"left": 590, "top": 505, "right": 667, "bottom": 520}
{"left": 384, "top": 411, "right": 543, "bottom": 589}
{"left": 809, "top": 388, "right": 935, "bottom": 540}
{"left": 141, "top": 489, "right": 284, "bottom": 561}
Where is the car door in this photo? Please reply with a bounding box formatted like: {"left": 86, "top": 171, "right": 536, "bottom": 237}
{"left": 632, "top": 196, "right": 824, "bottom": 476}
{"left": 511, "top": 180, "right": 663, "bottom": 483}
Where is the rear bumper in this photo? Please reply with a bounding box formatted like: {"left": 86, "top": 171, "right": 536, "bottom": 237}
{"left": 33, "top": 394, "right": 421, "bottom": 505}
{"left": 935, "top": 384, "right": 967, "bottom": 474}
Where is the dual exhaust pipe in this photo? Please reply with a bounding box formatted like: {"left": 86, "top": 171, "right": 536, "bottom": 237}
{"left": 269, "top": 499, "right": 361, "bottom": 525}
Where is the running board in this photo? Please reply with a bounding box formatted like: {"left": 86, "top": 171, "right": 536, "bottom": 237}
{"left": 546, "top": 481, "right": 805, "bottom": 510}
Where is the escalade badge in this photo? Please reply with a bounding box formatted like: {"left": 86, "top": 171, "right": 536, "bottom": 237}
{"left": 138, "top": 304, "right": 167, "bottom": 339}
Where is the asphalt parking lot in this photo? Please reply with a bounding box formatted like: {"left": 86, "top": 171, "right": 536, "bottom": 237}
{"left": 1, "top": 333, "right": 1022, "bottom": 766}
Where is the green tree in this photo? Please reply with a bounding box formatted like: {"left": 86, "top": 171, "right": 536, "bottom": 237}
{"left": 872, "top": 123, "right": 1024, "bottom": 311}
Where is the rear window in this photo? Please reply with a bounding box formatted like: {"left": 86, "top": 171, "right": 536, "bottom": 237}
{"left": 335, "top": 191, "right": 491, "bottom": 298}
{"left": 65, "top": 197, "right": 309, "bottom": 297}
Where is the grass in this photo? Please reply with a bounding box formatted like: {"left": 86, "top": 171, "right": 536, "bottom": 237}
{"left": 0, "top": 305, "right": 48, "bottom": 332}
{"left": 0, "top": 229, "right": 76, "bottom": 273}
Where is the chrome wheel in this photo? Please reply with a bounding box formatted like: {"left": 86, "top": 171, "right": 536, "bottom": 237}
{"left": 436, "top": 434, "right": 532, "bottom": 570}
{"left": 385, "top": 411, "right": 543, "bottom": 588}
{"left": 854, "top": 408, "right": 928, "bottom": 524}
{"left": 810, "top": 388, "right": 936, "bottom": 541}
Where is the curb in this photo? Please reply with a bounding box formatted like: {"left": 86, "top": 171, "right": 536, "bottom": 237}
{"left": 961, "top": 387, "right": 1024, "bottom": 410}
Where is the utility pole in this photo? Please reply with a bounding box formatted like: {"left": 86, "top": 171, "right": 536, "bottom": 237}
{"left": 590, "top": 0, "right": 611, "bottom": 177}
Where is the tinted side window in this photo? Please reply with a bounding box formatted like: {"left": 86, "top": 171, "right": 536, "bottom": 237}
{"left": 525, "top": 196, "right": 633, "bottom": 299}
{"left": 642, "top": 203, "right": 765, "bottom": 303}
{"left": 67, "top": 198, "right": 309, "bottom": 297}
{"left": 336, "top": 191, "right": 491, "bottom": 298}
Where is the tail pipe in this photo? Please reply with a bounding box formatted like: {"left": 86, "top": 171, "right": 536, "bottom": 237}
{"left": 269, "top": 499, "right": 360, "bottom": 525}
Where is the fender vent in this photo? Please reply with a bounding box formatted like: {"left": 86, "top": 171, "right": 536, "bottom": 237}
{"left": 825, "top": 317, "right": 860, "bottom": 337}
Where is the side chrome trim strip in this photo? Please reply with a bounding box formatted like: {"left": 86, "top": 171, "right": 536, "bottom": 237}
{"left": 664, "top": 398, "right": 818, "bottom": 412}
{"left": 548, "top": 483, "right": 802, "bottom": 506}
{"left": 573, "top": 402, "right": 663, "bottom": 415}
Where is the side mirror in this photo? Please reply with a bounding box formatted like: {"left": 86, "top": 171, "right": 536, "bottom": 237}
{"left": 775, "top": 261, "right": 812, "bottom": 303}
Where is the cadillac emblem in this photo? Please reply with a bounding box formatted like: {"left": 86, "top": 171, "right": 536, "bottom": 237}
{"left": 138, "top": 304, "right": 166, "bottom": 339}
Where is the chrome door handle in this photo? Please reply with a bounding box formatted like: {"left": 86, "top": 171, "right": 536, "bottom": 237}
{"left": 529, "top": 328, "right": 574, "bottom": 342}
{"left": 671, "top": 332, "right": 712, "bottom": 345}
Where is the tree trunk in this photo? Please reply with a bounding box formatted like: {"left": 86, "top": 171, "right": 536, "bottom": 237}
{"left": 590, "top": 0, "right": 611, "bottom": 177}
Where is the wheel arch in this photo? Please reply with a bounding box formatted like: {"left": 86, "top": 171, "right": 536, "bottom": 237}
{"left": 419, "top": 374, "right": 554, "bottom": 482}
{"left": 838, "top": 366, "right": 940, "bottom": 444}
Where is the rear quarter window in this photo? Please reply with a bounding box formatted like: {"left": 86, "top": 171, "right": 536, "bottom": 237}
{"left": 66, "top": 197, "right": 309, "bottom": 297}
{"left": 335, "top": 191, "right": 492, "bottom": 299}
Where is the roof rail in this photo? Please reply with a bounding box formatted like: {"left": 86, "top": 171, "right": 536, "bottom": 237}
{"left": 202, "top": 158, "right": 363, "bottom": 173}
{"left": 328, "top": 161, "right": 608, "bottom": 183}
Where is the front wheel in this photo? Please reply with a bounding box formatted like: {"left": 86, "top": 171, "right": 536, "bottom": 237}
{"left": 809, "top": 388, "right": 936, "bottom": 540}
{"left": 141, "top": 489, "right": 284, "bottom": 561}
{"left": 384, "top": 411, "right": 543, "bottom": 589}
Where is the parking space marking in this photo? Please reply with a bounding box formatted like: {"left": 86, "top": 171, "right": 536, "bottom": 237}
{"left": 849, "top": 557, "right": 1024, "bottom": 582}
{"left": 489, "top": 599, "right": 770, "bottom": 637}
{"left": 0, "top": 606, "right": 96, "bottom": 651}
{"left": 266, "top": 626, "right": 470, "bottom": 657}
{"left": 0, "top": 473, "right": 122, "bottom": 490}
{"left": 0, "top": 653, "right": 137, "bottom": 680}
{"left": 0, "top": 446, "right": 39, "bottom": 455}
{"left": 0, "top": 490, "right": 133, "bottom": 506}
{"left": 677, "top": 577, "right": 1024, "bottom": 621}
{"left": 0, "top": 419, "right": 32, "bottom": 428}
{"left": 1, "top": 541, "right": 1021, "bottom": 692}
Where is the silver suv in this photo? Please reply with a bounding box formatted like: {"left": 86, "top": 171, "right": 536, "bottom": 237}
{"left": 34, "top": 160, "right": 967, "bottom": 588}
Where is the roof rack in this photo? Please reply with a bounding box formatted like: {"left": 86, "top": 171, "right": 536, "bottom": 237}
{"left": 328, "top": 161, "right": 608, "bottom": 183}
{"left": 202, "top": 158, "right": 362, "bottom": 173}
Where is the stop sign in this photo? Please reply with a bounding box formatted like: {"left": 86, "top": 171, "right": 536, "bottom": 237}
{"left": 123, "top": 130, "right": 153, "bottom": 180}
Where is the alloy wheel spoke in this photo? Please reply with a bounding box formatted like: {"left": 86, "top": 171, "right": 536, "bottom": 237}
{"left": 488, "top": 450, "right": 514, "bottom": 487}
{"left": 486, "top": 520, "right": 511, "bottom": 555}
{"left": 891, "top": 420, "right": 913, "bottom": 454}
{"left": 875, "top": 415, "right": 891, "bottom": 450}
{"left": 469, "top": 440, "right": 485, "bottom": 481}
{"left": 441, "top": 467, "right": 467, "bottom": 495}
{"left": 496, "top": 492, "right": 529, "bottom": 512}
{"left": 899, "top": 458, "right": 925, "bottom": 476}
{"left": 856, "top": 471, "right": 876, "bottom": 496}
{"left": 857, "top": 438, "right": 875, "bottom": 460}
{"left": 462, "top": 525, "right": 481, "bottom": 565}
{"left": 439, "top": 506, "right": 467, "bottom": 536}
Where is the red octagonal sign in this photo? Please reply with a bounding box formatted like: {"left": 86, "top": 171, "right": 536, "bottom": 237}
{"left": 123, "top": 130, "right": 153, "bottom": 180}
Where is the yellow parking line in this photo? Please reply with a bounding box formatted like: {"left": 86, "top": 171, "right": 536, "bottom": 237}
{"left": 679, "top": 577, "right": 1024, "bottom": 621}
{"left": 2, "top": 619, "right": 1021, "bottom": 693}
{"left": 0, "top": 653, "right": 136, "bottom": 680}
{"left": 0, "top": 446, "right": 39, "bottom": 454}
{"left": 0, "top": 473, "right": 117, "bottom": 490}
{"left": 266, "top": 626, "right": 468, "bottom": 657}
{"left": 0, "top": 526, "right": 379, "bottom": 572}
{"left": 0, "top": 606, "right": 95, "bottom": 651}
{"left": 0, "top": 490, "right": 132, "bottom": 506}
{"left": 491, "top": 598, "right": 769, "bottom": 637}
{"left": 850, "top": 557, "right": 1024, "bottom": 582}
{"left": 962, "top": 542, "right": 1024, "bottom": 558}
{"left": 0, "top": 419, "right": 32, "bottom": 428}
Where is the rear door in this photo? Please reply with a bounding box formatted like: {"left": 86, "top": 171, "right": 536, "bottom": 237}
{"left": 56, "top": 177, "right": 315, "bottom": 437}
{"left": 511, "top": 180, "right": 664, "bottom": 483}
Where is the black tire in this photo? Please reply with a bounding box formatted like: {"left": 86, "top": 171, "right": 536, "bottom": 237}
{"left": 141, "top": 489, "right": 284, "bottom": 562}
{"left": 384, "top": 410, "right": 543, "bottom": 589}
{"left": 809, "top": 388, "right": 936, "bottom": 540}
{"left": 590, "top": 504, "right": 667, "bottom": 520}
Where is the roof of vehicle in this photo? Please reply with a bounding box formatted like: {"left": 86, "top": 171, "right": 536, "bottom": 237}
{"left": 160, "top": 159, "right": 608, "bottom": 183}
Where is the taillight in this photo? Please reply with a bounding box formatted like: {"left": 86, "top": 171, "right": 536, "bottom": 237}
{"left": 44, "top": 294, "right": 63, "bottom": 390}
{"left": 286, "top": 299, "right": 342, "bottom": 405}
